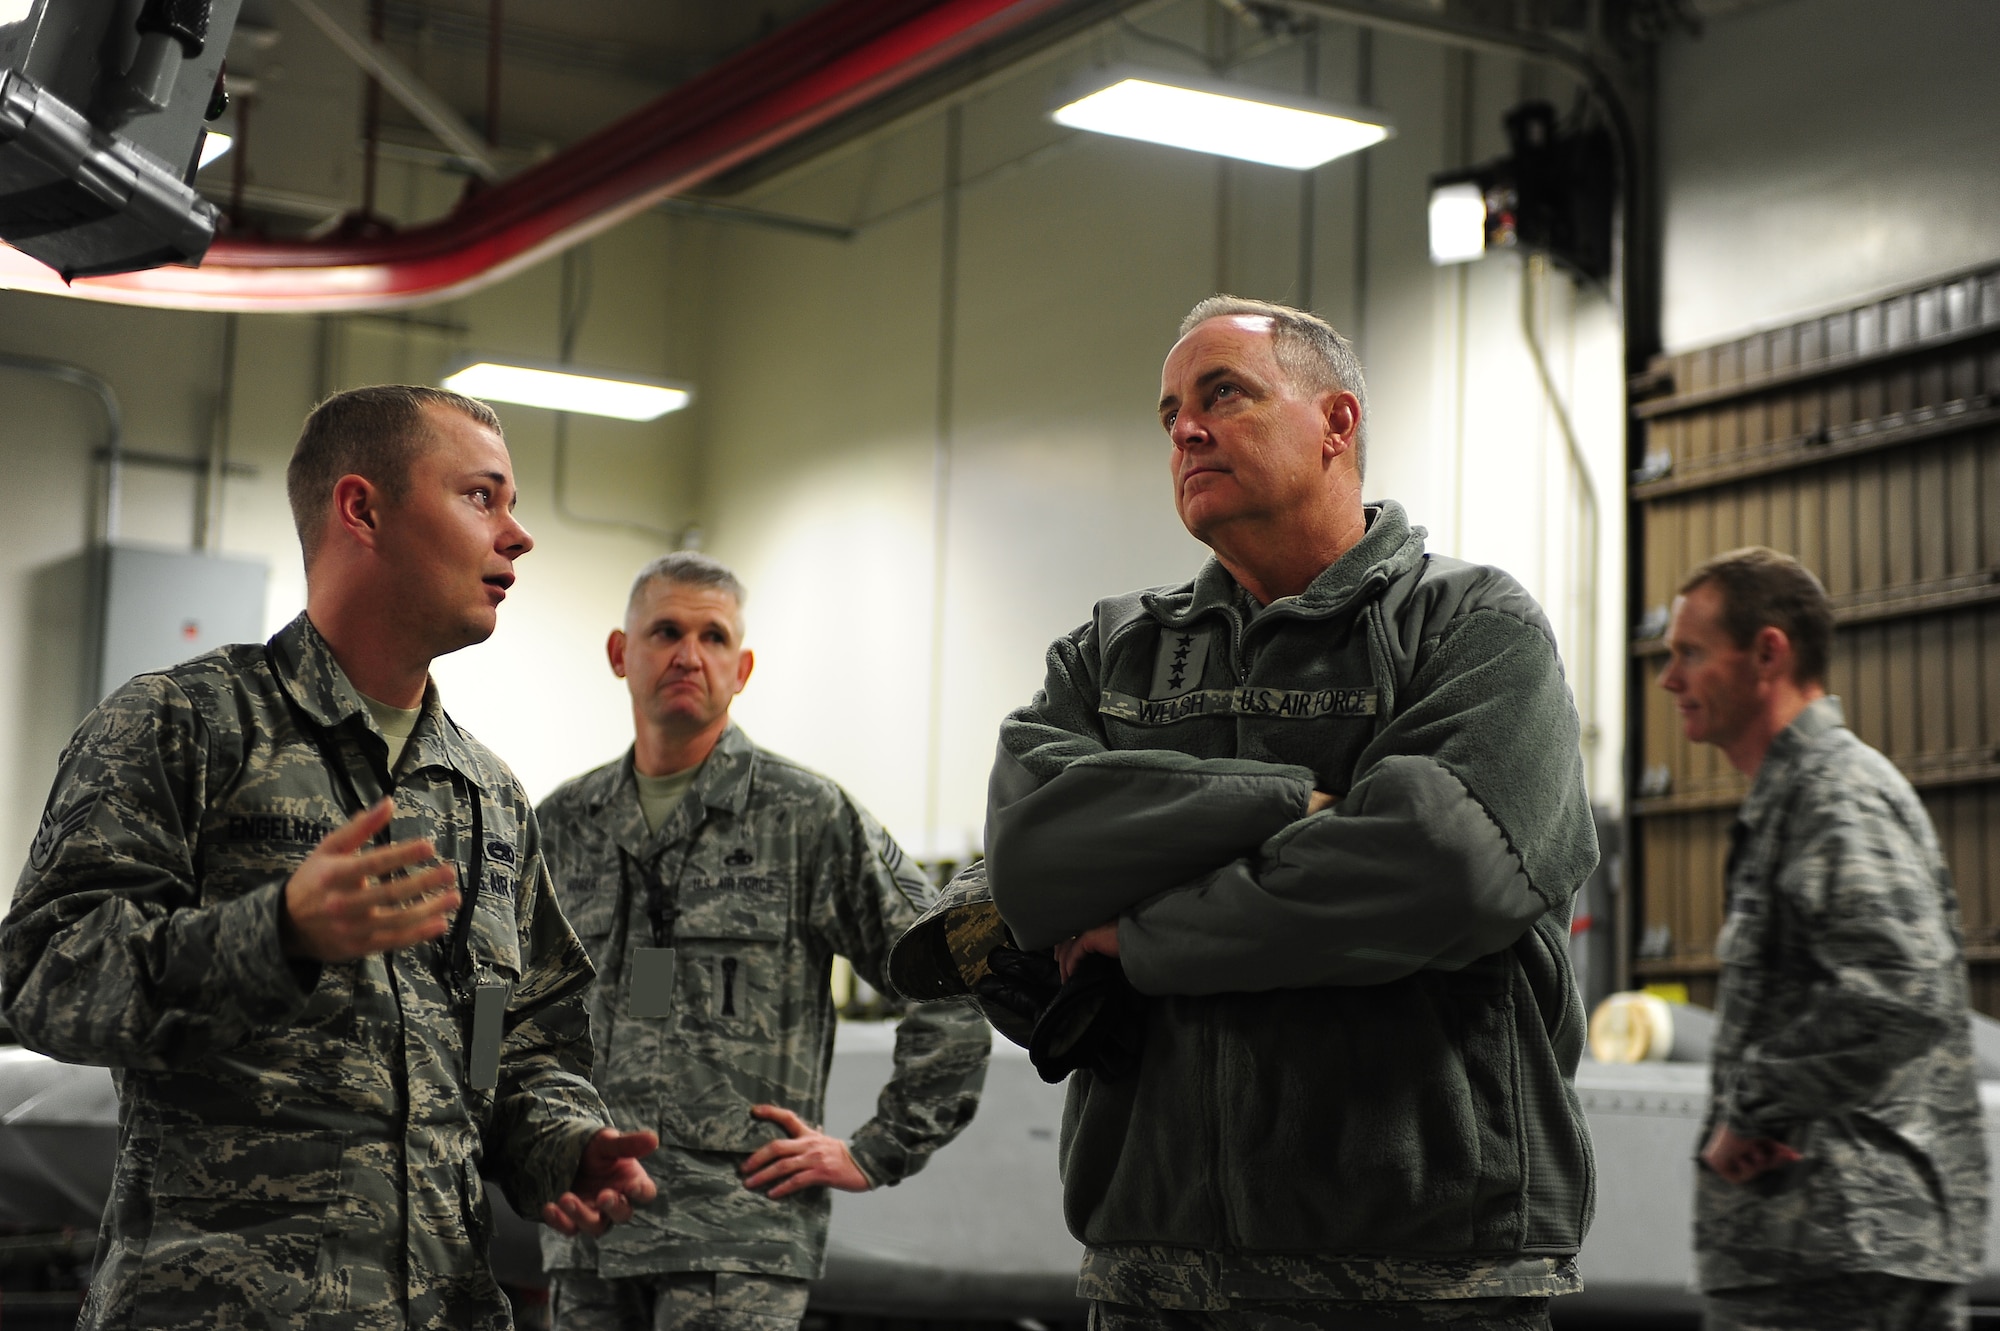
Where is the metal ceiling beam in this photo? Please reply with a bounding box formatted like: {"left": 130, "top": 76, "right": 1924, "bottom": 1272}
{"left": 0, "top": 0, "right": 1074, "bottom": 310}
{"left": 284, "top": 0, "right": 500, "bottom": 182}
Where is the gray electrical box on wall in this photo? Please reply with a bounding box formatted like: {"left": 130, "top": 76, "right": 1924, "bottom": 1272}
{"left": 90, "top": 544, "right": 268, "bottom": 704}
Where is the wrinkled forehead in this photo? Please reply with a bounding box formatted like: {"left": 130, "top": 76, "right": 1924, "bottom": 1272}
{"left": 628, "top": 577, "right": 746, "bottom": 635}
{"left": 1163, "top": 315, "right": 1279, "bottom": 378}
{"left": 1667, "top": 583, "right": 1729, "bottom": 639}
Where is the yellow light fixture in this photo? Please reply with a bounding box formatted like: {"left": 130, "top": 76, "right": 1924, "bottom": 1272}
{"left": 1052, "top": 65, "right": 1393, "bottom": 170}
{"left": 443, "top": 358, "right": 693, "bottom": 422}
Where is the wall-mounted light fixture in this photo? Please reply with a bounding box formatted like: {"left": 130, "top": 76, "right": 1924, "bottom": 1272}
{"left": 1427, "top": 101, "right": 1615, "bottom": 280}
{"left": 1052, "top": 65, "right": 1393, "bottom": 171}
{"left": 442, "top": 357, "right": 693, "bottom": 422}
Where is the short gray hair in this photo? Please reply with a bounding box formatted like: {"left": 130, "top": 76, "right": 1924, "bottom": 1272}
{"left": 1179, "top": 295, "right": 1368, "bottom": 478}
{"left": 627, "top": 551, "right": 747, "bottom": 617}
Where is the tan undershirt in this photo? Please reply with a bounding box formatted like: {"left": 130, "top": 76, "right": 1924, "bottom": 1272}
{"left": 362, "top": 695, "right": 422, "bottom": 770}
{"left": 634, "top": 761, "right": 702, "bottom": 833}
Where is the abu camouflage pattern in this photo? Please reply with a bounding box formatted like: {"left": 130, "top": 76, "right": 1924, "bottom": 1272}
{"left": 536, "top": 725, "right": 990, "bottom": 1283}
{"left": 1087, "top": 1292, "right": 1556, "bottom": 1331}
{"left": 0, "top": 614, "right": 610, "bottom": 1331}
{"left": 550, "top": 1268, "right": 810, "bottom": 1331}
{"left": 1697, "top": 696, "right": 1988, "bottom": 1292}
{"left": 1702, "top": 1272, "right": 1969, "bottom": 1331}
{"left": 1078, "top": 1245, "right": 1581, "bottom": 1313}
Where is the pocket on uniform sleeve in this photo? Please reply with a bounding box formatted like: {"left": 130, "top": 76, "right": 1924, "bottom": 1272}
{"left": 133, "top": 1127, "right": 344, "bottom": 1326}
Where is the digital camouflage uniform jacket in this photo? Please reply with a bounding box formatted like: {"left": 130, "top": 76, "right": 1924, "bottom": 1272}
{"left": 536, "top": 726, "right": 990, "bottom": 1283}
{"left": 987, "top": 501, "right": 1601, "bottom": 1310}
{"left": 1696, "top": 696, "right": 1988, "bottom": 1291}
{"left": 0, "top": 613, "right": 610, "bottom": 1331}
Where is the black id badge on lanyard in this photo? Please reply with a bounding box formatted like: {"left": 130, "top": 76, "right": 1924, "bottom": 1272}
{"left": 630, "top": 948, "right": 677, "bottom": 1018}
{"left": 469, "top": 978, "right": 511, "bottom": 1090}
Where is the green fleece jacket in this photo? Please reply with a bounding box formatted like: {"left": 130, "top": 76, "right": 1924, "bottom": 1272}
{"left": 986, "top": 501, "right": 1598, "bottom": 1282}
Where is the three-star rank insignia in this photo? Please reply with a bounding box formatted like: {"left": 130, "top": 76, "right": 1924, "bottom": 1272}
{"left": 1149, "top": 626, "right": 1214, "bottom": 701}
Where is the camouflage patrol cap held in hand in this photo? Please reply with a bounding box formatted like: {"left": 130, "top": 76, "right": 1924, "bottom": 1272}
{"left": 889, "top": 858, "right": 1052, "bottom": 1049}
{"left": 888, "top": 858, "right": 1010, "bottom": 1001}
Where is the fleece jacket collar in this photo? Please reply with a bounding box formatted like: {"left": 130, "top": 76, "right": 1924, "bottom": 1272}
{"left": 1140, "top": 500, "right": 1429, "bottom": 633}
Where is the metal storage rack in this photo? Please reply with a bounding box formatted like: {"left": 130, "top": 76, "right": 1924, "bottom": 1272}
{"left": 1625, "top": 262, "right": 2000, "bottom": 1010}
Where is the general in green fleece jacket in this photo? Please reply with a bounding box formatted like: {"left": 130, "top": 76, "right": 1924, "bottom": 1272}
{"left": 986, "top": 298, "right": 1599, "bottom": 1329}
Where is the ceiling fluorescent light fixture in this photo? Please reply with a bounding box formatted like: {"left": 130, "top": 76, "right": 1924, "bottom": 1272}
{"left": 443, "top": 357, "right": 693, "bottom": 422}
{"left": 1052, "top": 65, "right": 1393, "bottom": 170}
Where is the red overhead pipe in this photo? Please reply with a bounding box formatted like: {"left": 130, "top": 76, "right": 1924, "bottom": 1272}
{"left": 0, "top": 0, "right": 1075, "bottom": 312}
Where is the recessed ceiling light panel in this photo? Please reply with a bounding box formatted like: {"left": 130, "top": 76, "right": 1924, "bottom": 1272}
{"left": 1052, "top": 65, "right": 1393, "bottom": 170}
{"left": 443, "top": 357, "right": 693, "bottom": 422}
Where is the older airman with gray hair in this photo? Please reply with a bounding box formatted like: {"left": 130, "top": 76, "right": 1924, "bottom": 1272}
{"left": 536, "top": 551, "right": 991, "bottom": 1331}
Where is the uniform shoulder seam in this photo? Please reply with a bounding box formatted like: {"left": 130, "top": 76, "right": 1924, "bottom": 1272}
{"left": 541, "top": 762, "right": 615, "bottom": 810}
{"left": 749, "top": 749, "right": 848, "bottom": 800}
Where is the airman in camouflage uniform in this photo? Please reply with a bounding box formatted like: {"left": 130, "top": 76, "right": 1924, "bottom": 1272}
{"left": 1, "top": 386, "right": 656, "bottom": 1330}
{"left": 1660, "top": 548, "right": 1987, "bottom": 1331}
{"left": 539, "top": 553, "right": 989, "bottom": 1331}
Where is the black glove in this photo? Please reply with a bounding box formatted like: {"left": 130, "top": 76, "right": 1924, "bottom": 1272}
{"left": 972, "top": 945, "right": 1062, "bottom": 1050}
{"left": 1027, "top": 953, "right": 1147, "bottom": 1084}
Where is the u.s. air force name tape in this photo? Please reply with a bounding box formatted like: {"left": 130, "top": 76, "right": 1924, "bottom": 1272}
{"left": 1099, "top": 685, "right": 1378, "bottom": 726}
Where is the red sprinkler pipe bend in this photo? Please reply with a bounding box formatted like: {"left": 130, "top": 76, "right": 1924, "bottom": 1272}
{"left": 0, "top": 0, "right": 1072, "bottom": 312}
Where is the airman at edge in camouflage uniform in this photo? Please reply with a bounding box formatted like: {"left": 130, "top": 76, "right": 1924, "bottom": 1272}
{"left": 1660, "top": 547, "right": 1987, "bottom": 1331}
{"left": 538, "top": 553, "right": 990, "bottom": 1331}
{"left": 0, "top": 386, "right": 660, "bottom": 1330}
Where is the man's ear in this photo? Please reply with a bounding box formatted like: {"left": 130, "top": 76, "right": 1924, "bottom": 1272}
{"left": 1320, "top": 390, "right": 1362, "bottom": 464}
{"left": 1752, "top": 625, "right": 1794, "bottom": 683}
{"left": 331, "top": 474, "right": 384, "bottom": 550}
{"left": 607, "top": 628, "right": 629, "bottom": 679}
{"left": 735, "top": 647, "right": 755, "bottom": 693}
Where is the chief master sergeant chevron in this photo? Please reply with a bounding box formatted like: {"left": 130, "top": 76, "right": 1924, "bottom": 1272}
{"left": 536, "top": 551, "right": 991, "bottom": 1331}
{"left": 983, "top": 297, "right": 1600, "bottom": 1330}
{"left": 1, "top": 385, "right": 659, "bottom": 1330}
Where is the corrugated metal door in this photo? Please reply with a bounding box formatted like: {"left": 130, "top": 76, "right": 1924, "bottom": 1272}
{"left": 1627, "top": 264, "right": 2000, "bottom": 1010}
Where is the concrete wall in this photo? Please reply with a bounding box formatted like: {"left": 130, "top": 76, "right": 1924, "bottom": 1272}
{"left": 1658, "top": 0, "right": 2000, "bottom": 352}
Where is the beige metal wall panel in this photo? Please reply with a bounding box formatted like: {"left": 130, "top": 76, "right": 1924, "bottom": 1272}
{"left": 1628, "top": 260, "right": 2000, "bottom": 1008}
{"left": 1638, "top": 807, "right": 1734, "bottom": 976}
